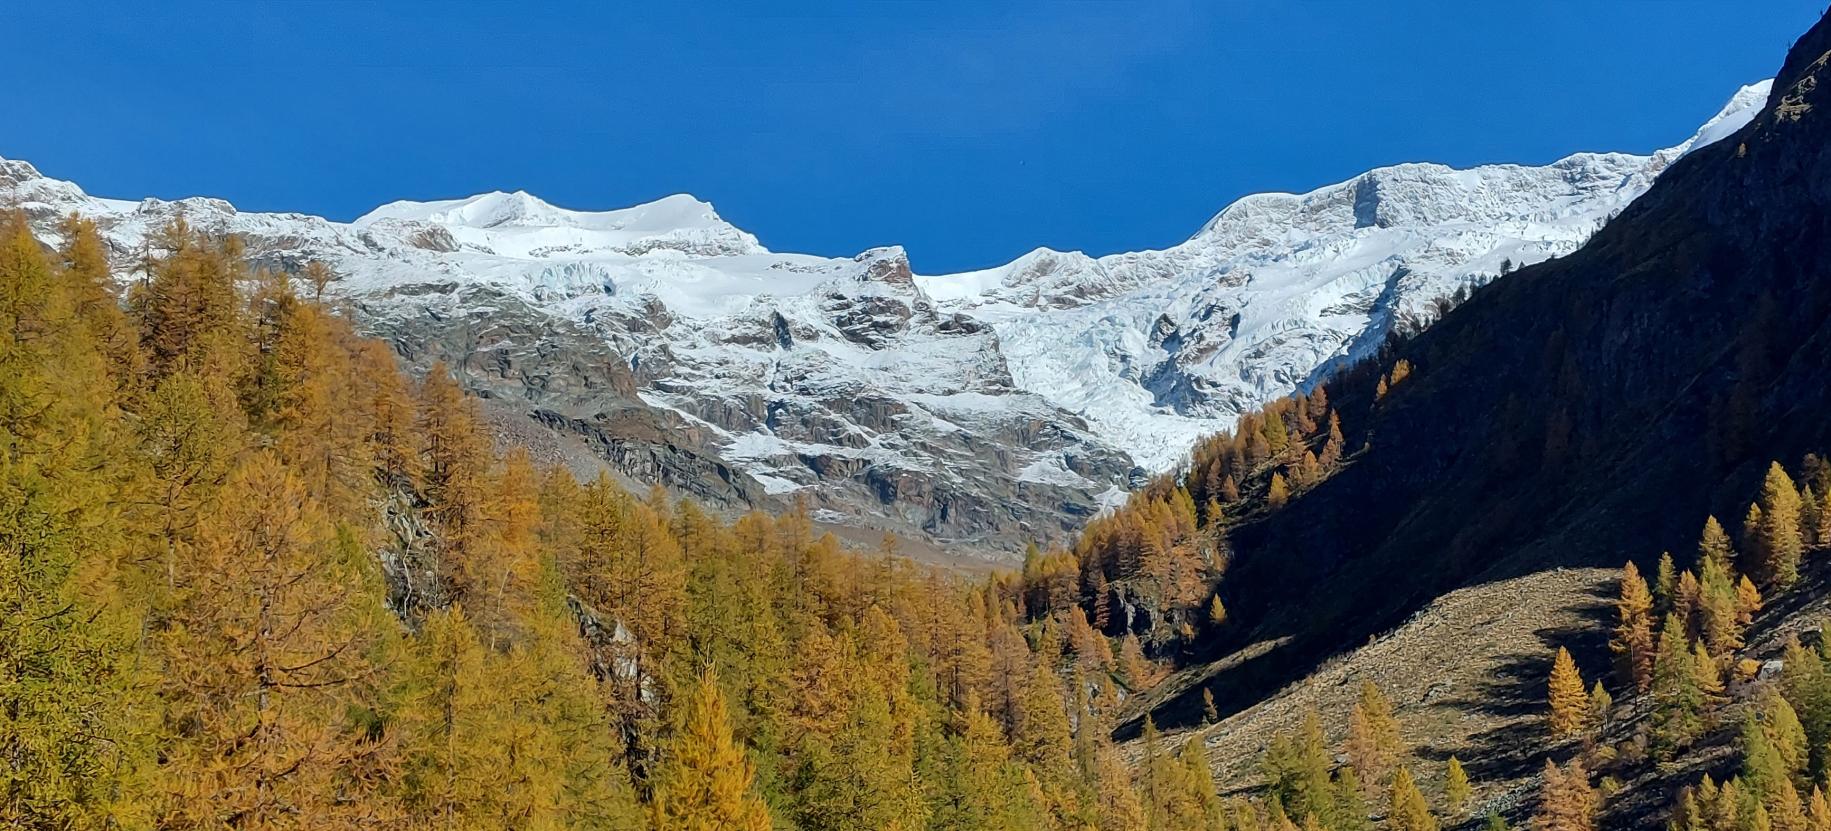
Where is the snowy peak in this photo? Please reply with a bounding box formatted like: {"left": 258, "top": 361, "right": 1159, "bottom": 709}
{"left": 358, "top": 190, "right": 576, "bottom": 229}
{"left": 0, "top": 157, "right": 120, "bottom": 221}
{"left": 1670, "top": 80, "right": 1774, "bottom": 158}
{"left": 357, "top": 190, "right": 727, "bottom": 235}
{"left": 356, "top": 189, "right": 765, "bottom": 258}
{"left": 0, "top": 158, "right": 44, "bottom": 187}
{"left": 1194, "top": 79, "right": 1773, "bottom": 243}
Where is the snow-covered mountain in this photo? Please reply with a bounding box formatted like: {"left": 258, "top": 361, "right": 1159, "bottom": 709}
{"left": 0, "top": 80, "right": 1769, "bottom": 559}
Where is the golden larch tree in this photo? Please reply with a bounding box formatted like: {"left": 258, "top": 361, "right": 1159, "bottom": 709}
{"left": 1698, "top": 516, "right": 1735, "bottom": 574}
{"left": 1345, "top": 680, "right": 1403, "bottom": 789}
{"left": 156, "top": 451, "right": 375, "bottom": 830}
{"left": 1532, "top": 759, "right": 1596, "bottom": 831}
{"left": 1547, "top": 647, "right": 1588, "bottom": 738}
{"left": 1268, "top": 473, "right": 1290, "bottom": 509}
{"left": 1445, "top": 756, "right": 1472, "bottom": 817}
{"left": 415, "top": 362, "right": 491, "bottom": 606}
{"left": 0, "top": 214, "right": 149, "bottom": 830}
{"left": 1611, "top": 561, "right": 1656, "bottom": 693}
{"left": 1389, "top": 767, "right": 1437, "bottom": 831}
{"left": 649, "top": 666, "right": 774, "bottom": 831}
{"left": 1755, "top": 462, "right": 1805, "bottom": 589}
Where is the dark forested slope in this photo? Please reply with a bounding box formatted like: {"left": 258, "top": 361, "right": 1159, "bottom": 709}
{"left": 1142, "top": 10, "right": 1831, "bottom": 735}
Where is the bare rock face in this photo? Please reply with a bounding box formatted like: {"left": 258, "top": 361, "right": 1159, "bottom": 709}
{"left": 353, "top": 283, "right": 763, "bottom": 509}
{"left": 856, "top": 246, "right": 916, "bottom": 287}
{"left": 0, "top": 81, "right": 1770, "bottom": 562}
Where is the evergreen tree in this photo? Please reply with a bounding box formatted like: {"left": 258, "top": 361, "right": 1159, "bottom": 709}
{"left": 1179, "top": 738, "right": 1226, "bottom": 831}
{"left": 1779, "top": 636, "right": 1831, "bottom": 781}
{"left": 1655, "top": 615, "right": 1721, "bottom": 757}
{"left": 1652, "top": 614, "right": 1711, "bottom": 755}
{"left": 1263, "top": 413, "right": 1289, "bottom": 454}
{"left": 1587, "top": 681, "right": 1613, "bottom": 733}
{"left": 1698, "top": 554, "right": 1744, "bottom": 657}
{"left": 1743, "top": 709, "right": 1790, "bottom": 801}
{"left": 796, "top": 680, "right": 927, "bottom": 831}
{"left": 930, "top": 703, "right": 1050, "bottom": 831}
{"left": 1334, "top": 768, "right": 1373, "bottom": 831}
{"left": 1765, "top": 693, "right": 1810, "bottom": 787}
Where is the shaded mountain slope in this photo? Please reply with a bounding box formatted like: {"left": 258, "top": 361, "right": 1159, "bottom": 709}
{"left": 1135, "top": 10, "right": 1831, "bottom": 737}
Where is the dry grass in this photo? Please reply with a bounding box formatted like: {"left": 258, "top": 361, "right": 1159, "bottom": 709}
{"left": 1128, "top": 567, "right": 1621, "bottom": 821}
{"left": 1123, "top": 552, "right": 1831, "bottom": 831}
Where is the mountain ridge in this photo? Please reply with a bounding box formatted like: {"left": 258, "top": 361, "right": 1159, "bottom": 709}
{"left": 0, "top": 80, "right": 1768, "bottom": 558}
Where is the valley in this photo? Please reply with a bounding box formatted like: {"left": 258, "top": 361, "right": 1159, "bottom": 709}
{"left": 2, "top": 6, "right": 1828, "bottom": 831}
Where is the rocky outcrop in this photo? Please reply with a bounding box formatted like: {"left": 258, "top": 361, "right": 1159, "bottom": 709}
{"left": 376, "top": 479, "right": 441, "bottom": 624}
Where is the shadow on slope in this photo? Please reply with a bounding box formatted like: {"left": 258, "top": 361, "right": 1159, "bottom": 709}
{"left": 1122, "top": 9, "right": 1831, "bottom": 745}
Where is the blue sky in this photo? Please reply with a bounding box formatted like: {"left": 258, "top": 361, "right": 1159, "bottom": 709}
{"left": 1, "top": 1, "right": 1821, "bottom": 273}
